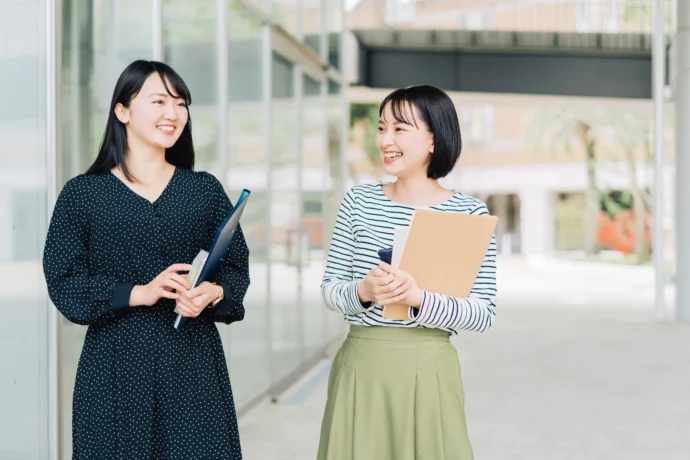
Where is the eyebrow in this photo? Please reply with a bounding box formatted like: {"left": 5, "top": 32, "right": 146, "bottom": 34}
{"left": 149, "top": 92, "right": 182, "bottom": 99}
{"left": 379, "top": 119, "right": 408, "bottom": 125}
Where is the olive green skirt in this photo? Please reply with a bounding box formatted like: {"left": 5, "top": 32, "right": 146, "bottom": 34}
{"left": 317, "top": 325, "right": 473, "bottom": 460}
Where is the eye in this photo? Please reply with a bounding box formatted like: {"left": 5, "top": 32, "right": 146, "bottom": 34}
{"left": 395, "top": 127, "right": 405, "bottom": 132}
{"left": 153, "top": 100, "right": 164, "bottom": 105}
{"left": 177, "top": 102, "right": 187, "bottom": 108}
{"left": 377, "top": 126, "right": 384, "bottom": 132}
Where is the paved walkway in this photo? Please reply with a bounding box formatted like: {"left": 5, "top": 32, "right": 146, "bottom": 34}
{"left": 238, "top": 257, "right": 690, "bottom": 459}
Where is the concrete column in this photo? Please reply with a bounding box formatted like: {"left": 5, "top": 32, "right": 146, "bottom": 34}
{"left": 676, "top": 1, "right": 690, "bottom": 321}
{"left": 518, "top": 188, "right": 555, "bottom": 258}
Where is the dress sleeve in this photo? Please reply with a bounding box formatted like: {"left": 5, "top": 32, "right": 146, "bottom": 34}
{"left": 410, "top": 202, "right": 498, "bottom": 333}
{"left": 320, "top": 188, "right": 374, "bottom": 315}
{"left": 202, "top": 174, "right": 250, "bottom": 325}
{"left": 43, "top": 178, "right": 134, "bottom": 326}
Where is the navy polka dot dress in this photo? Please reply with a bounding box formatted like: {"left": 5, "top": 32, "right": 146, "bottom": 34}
{"left": 43, "top": 168, "right": 250, "bottom": 459}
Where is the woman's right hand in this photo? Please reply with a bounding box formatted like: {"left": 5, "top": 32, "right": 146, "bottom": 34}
{"left": 130, "top": 263, "right": 192, "bottom": 307}
{"left": 357, "top": 263, "right": 396, "bottom": 304}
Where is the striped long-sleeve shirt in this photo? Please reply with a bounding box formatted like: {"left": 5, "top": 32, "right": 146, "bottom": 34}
{"left": 321, "top": 183, "right": 497, "bottom": 334}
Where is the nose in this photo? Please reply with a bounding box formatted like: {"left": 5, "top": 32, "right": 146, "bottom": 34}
{"left": 381, "top": 127, "right": 395, "bottom": 146}
{"left": 163, "top": 101, "right": 178, "bottom": 121}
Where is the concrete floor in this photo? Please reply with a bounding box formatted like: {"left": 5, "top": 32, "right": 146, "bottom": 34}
{"left": 238, "top": 257, "right": 690, "bottom": 460}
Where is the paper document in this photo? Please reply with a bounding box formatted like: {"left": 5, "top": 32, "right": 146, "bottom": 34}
{"left": 187, "top": 250, "right": 209, "bottom": 287}
{"left": 391, "top": 227, "right": 409, "bottom": 268}
{"left": 173, "top": 249, "right": 208, "bottom": 319}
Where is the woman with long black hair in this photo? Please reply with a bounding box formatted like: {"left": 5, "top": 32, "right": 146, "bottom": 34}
{"left": 43, "top": 60, "right": 249, "bottom": 459}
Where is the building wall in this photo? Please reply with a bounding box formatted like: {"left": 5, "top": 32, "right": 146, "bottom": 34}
{"left": 349, "top": 0, "right": 654, "bottom": 33}
{"left": 0, "top": 0, "right": 347, "bottom": 458}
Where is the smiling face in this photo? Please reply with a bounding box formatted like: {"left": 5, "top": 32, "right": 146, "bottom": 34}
{"left": 115, "top": 72, "right": 189, "bottom": 151}
{"left": 376, "top": 100, "right": 434, "bottom": 179}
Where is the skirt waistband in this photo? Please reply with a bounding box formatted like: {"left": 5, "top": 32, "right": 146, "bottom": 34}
{"left": 347, "top": 325, "right": 450, "bottom": 342}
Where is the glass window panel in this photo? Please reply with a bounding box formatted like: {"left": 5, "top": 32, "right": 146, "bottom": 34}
{"left": 164, "top": 0, "right": 219, "bottom": 172}
{"left": 302, "top": 74, "right": 326, "bottom": 357}
{"left": 303, "top": 0, "right": 322, "bottom": 56}
{"left": 270, "top": 53, "right": 302, "bottom": 382}
{"left": 61, "top": 0, "right": 154, "bottom": 179}
{"left": 325, "top": 80, "right": 347, "bottom": 337}
{"left": 273, "top": 0, "right": 298, "bottom": 38}
{"left": 326, "top": 0, "right": 343, "bottom": 68}
{"left": 58, "top": 1, "right": 155, "bottom": 456}
{"left": 225, "top": 0, "right": 270, "bottom": 408}
{"left": 0, "top": 0, "right": 49, "bottom": 457}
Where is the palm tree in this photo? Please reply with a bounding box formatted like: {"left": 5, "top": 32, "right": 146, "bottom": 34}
{"left": 350, "top": 103, "right": 381, "bottom": 166}
{"left": 621, "top": 0, "right": 672, "bottom": 32}
{"left": 605, "top": 109, "right": 652, "bottom": 263}
{"left": 527, "top": 108, "right": 601, "bottom": 256}
{"left": 573, "top": 120, "right": 600, "bottom": 256}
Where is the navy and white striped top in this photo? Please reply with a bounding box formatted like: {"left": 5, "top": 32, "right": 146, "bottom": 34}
{"left": 321, "top": 183, "right": 497, "bottom": 334}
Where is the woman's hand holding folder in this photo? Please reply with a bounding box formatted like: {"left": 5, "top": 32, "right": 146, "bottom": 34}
{"left": 356, "top": 265, "right": 390, "bottom": 305}
{"left": 378, "top": 262, "right": 423, "bottom": 307}
{"left": 357, "top": 262, "right": 423, "bottom": 308}
{"left": 176, "top": 282, "right": 224, "bottom": 318}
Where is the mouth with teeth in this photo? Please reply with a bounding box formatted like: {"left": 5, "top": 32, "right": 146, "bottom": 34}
{"left": 383, "top": 151, "right": 403, "bottom": 164}
{"left": 157, "top": 125, "right": 176, "bottom": 134}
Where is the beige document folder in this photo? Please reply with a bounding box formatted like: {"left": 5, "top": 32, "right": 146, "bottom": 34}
{"left": 383, "top": 209, "right": 499, "bottom": 320}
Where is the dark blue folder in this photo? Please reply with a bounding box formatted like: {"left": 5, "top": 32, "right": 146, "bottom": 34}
{"left": 174, "top": 189, "right": 251, "bottom": 331}
{"left": 378, "top": 247, "right": 393, "bottom": 265}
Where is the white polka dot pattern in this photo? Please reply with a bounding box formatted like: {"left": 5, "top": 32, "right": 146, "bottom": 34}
{"left": 43, "top": 168, "right": 250, "bottom": 459}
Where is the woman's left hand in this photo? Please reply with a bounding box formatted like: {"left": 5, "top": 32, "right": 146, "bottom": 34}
{"left": 175, "top": 282, "right": 223, "bottom": 318}
{"left": 377, "top": 262, "right": 424, "bottom": 307}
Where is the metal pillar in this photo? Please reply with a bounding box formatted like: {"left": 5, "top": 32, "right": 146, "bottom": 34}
{"left": 152, "top": 0, "right": 163, "bottom": 61}
{"left": 676, "top": 0, "right": 690, "bottom": 321}
{"left": 216, "top": 0, "right": 228, "bottom": 186}
{"left": 262, "top": 0, "right": 276, "bottom": 399}
{"left": 47, "top": 3, "right": 60, "bottom": 459}
{"left": 653, "top": 0, "right": 666, "bottom": 321}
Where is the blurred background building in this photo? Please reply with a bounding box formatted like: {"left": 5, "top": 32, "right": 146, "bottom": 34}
{"left": 345, "top": 0, "right": 674, "bottom": 265}
{"left": 3, "top": 0, "right": 689, "bottom": 459}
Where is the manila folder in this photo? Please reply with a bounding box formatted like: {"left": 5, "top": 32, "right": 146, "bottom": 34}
{"left": 383, "top": 209, "right": 498, "bottom": 320}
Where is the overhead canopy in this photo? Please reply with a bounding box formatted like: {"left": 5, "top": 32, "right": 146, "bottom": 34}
{"left": 352, "top": 29, "right": 664, "bottom": 99}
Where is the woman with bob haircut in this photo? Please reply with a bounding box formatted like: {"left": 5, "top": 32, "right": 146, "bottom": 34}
{"left": 317, "top": 85, "right": 497, "bottom": 459}
{"left": 43, "top": 60, "right": 249, "bottom": 459}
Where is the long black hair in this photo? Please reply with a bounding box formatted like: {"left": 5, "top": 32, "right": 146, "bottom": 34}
{"left": 86, "top": 60, "right": 194, "bottom": 181}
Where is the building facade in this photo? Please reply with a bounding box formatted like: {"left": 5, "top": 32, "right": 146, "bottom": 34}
{"left": 350, "top": 0, "right": 658, "bottom": 33}
{"left": 1, "top": 0, "right": 347, "bottom": 458}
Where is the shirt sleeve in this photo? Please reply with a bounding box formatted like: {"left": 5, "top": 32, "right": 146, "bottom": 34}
{"left": 202, "top": 173, "right": 250, "bottom": 325}
{"left": 410, "top": 202, "right": 498, "bottom": 333}
{"left": 321, "top": 188, "right": 374, "bottom": 315}
{"left": 43, "top": 178, "right": 134, "bottom": 326}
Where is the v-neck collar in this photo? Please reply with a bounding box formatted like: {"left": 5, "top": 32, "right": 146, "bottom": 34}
{"left": 109, "top": 167, "right": 178, "bottom": 206}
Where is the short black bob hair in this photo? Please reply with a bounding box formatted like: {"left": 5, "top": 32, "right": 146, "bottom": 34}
{"left": 379, "top": 84, "right": 461, "bottom": 180}
{"left": 86, "top": 60, "right": 194, "bottom": 182}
